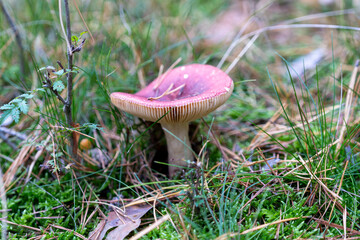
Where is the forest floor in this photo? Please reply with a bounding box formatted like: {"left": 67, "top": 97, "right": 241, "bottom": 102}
{"left": 0, "top": 0, "right": 360, "bottom": 239}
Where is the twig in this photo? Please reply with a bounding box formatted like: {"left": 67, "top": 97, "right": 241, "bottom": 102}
{"left": 41, "top": 0, "right": 82, "bottom": 164}
{"left": 42, "top": 72, "right": 67, "bottom": 105}
{"left": 57, "top": 60, "right": 65, "bottom": 70}
{"left": 0, "top": 0, "right": 26, "bottom": 87}
{"left": 0, "top": 127, "right": 27, "bottom": 140}
{"left": 63, "top": 0, "right": 74, "bottom": 129}
{"left": 59, "top": 0, "right": 78, "bottom": 158}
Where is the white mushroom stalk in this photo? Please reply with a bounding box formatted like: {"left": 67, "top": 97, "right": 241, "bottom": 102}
{"left": 161, "top": 122, "right": 193, "bottom": 176}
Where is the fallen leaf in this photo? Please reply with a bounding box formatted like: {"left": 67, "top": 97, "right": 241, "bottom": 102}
{"left": 89, "top": 204, "right": 152, "bottom": 240}
{"left": 106, "top": 219, "right": 140, "bottom": 240}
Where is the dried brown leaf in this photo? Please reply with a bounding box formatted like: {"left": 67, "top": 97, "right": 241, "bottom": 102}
{"left": 89, "top": 204, "right": 152, "bottom": 240}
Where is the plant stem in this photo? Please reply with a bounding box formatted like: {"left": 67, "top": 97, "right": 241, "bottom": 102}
{"left": 63, "top": 0, "right": 75, "bottom": 158}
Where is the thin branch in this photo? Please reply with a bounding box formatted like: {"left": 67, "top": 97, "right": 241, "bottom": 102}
{"left": 63, "top": 0, "right": 76, "bottom": 158}
{"left": 0, "top": 127, "right": 27, "bottom": 140}
{"left": 63, "top": 0, "right": 74, "bottom": 115}
{"left": 43, "top": 73, "right": 67, "bottom": 105}
{"left": 57, "top": 60, "right": 65, "bottom": 70}
{"left": 48, "top": 0, "right": 84, "bottom": 159}
{"left": 52, "top": 89, "right": 67, "bottom": 105}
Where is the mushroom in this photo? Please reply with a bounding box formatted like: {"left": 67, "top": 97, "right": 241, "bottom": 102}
{"left": 110, "top": 64, "right": 234, "bottom": 176}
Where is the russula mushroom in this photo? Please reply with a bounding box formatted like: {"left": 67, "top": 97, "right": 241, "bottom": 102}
{"left": 111, "top": 64, "right": 233, "bottom": 176}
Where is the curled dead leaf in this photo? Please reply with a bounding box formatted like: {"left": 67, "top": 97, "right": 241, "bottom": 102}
{"left": 89, "top": 204, "right": 152, "bottom": 240}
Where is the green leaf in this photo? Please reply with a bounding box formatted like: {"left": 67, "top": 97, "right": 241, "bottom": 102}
{"left": 0, "top": 110, "right": 11, "bottom": 125}
{"left": 10, "top": 98, "right": 22, "bottom": 104}
{"left": 18, "top": 100, "right": 29, "bottom": 114}
{"left": 39, "top": 66, "right": 55, "bottom": 71}
{"left": 35, "top": 88, "right": 46, "bottom": 92}
{"left": 79, "top": 31, "right": 88, "bottom": 37}
{"left": 83, "top": 123, "right": 104, "bottom": 132}
{"left": 71, "top": 35, "right": 79, "bottom": 43}
{"left": 10, "top": 108, "right": 20, "bottom": 123}
{"left": 19, "top": 93, "right": 34, "bottom": 99}
{"left": 53, "top": 80, "right": 65, "bottom": 92}
{"left": 70, "top": 68, "right": 79, "bottom": 74}
{"left": 0, "top": 103, "right": 15, "bottom": 110}
{"left": 53, "top": 69, "right": 65, "bottom": 76}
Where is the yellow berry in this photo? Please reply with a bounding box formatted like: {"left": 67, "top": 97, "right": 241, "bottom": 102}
{"left": 79, "top": 138, "right": 92, "bottom": 150}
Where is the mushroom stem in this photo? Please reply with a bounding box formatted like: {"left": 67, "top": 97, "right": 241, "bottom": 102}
{"left": 161, "top": 122, "right": 194, "bottom": 176}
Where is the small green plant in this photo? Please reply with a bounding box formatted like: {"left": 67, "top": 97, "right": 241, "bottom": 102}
{"left": 39, "top": 64, "right": 79, "bottom": 105}
{"left": 0, "top": 88, "right": 44, "bottom": 124}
